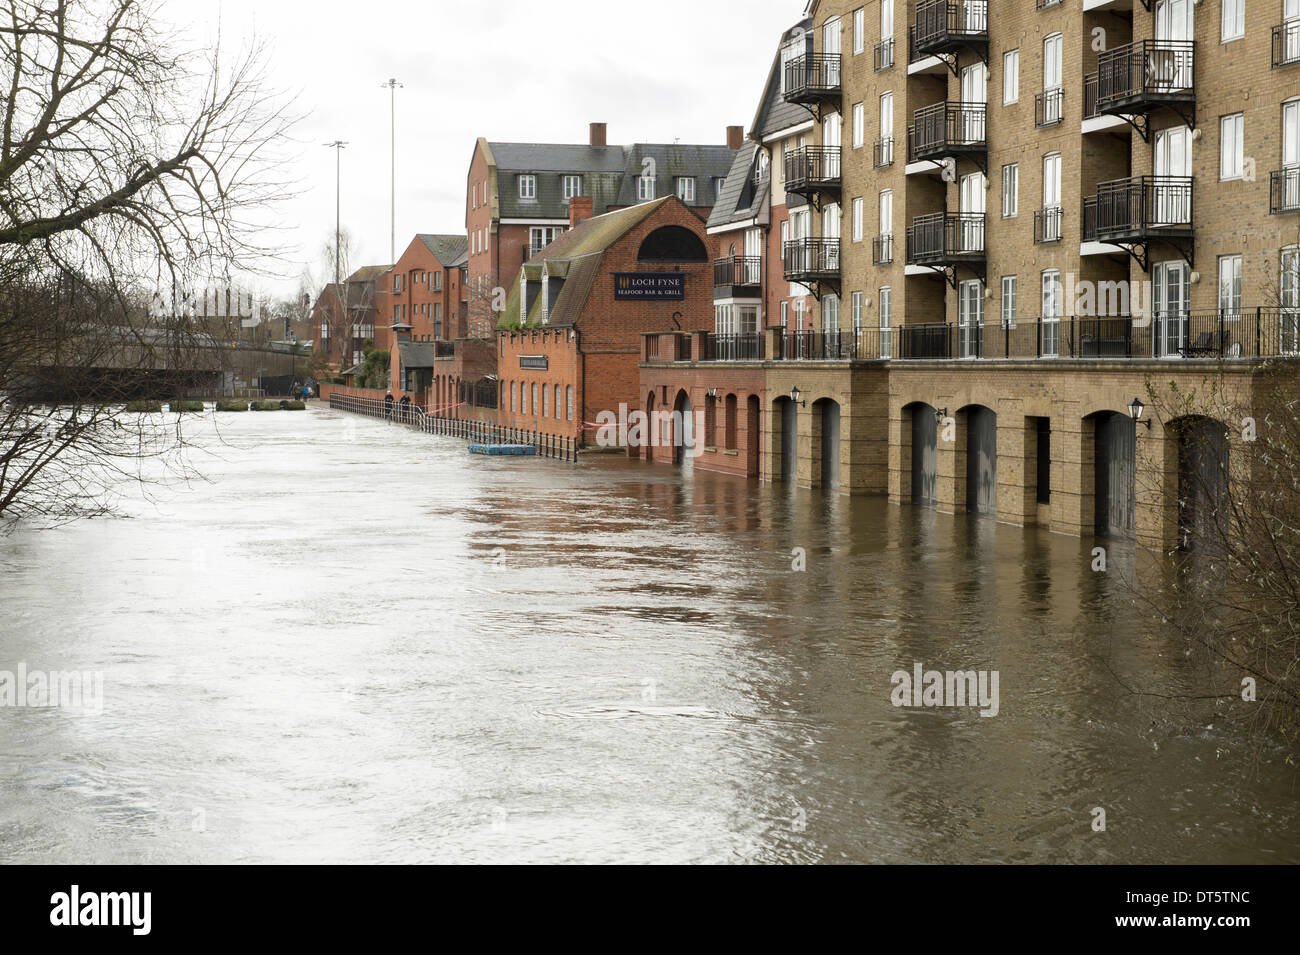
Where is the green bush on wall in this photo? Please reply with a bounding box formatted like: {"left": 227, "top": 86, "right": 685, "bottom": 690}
{"left": 168, "top": 401, "right": 205, "bottom": 413}
{"left": 124, "top": 401, "right": 163, "bottom": 413}
{"left": 215, "top": 400, "right": 250, "bottom": 412}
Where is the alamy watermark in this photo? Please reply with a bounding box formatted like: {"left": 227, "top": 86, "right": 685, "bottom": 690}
{"left": 0, "top": 663, "right": 104, "bottom": 714}
{"left": 592, "top": 403, "right": 706, "bottom": 457}
{"left": 890, "top": 662, "right": 1000, "bottom": 718}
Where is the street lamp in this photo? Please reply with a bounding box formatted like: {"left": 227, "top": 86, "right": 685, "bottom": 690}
{"left": 323, "top": 141, "right": 348, "bottom": 286}
{"left": 934, "top": 406, "right": 949, "bottom": 422}
{"left": 789, "top": 385, "right": 806, "bottom": 407}
{"left": 380, "top": 78, "right": 403, "bottom": 263}
{"left": 1128, "top": 397, "right": 1150, "bottom": 430}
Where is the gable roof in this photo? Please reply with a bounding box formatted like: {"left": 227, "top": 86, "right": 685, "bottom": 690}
{"left": 706, "top": 140, "right": 769, "bottom": 230}
{"left": 416, "top": 234, "right": 470, "bottom": 267}
{"left": 750, "top": 19, "right": 815, "bottom": 142}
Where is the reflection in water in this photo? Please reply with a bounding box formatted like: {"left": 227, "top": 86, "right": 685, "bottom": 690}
{"left": 0, "top": 408, "right": 1295, "bottom": 864}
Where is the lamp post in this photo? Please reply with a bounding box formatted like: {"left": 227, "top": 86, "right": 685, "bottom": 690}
{"left": 1128, "top": 397, "right": 1150, "bottom": 430}
{"left": 789, "top": 385, "right": 806, "bottom": 407}
{"left": 380, "top": 78, "right": 403, "bottom": 264}
{"left": 323, "top": 141, "right": 348, "bottom": 286}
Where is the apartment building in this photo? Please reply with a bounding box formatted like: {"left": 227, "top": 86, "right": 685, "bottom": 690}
{"left": 313, "top": 264, "right": 389, "bottom": 373}
{"left": 380, "top": 234, "right": 469, "bottom": 395}
{"left": 640, "top": 0, "right": 1300, "bottom": 551}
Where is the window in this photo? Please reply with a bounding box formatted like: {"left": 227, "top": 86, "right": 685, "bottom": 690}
{"left": 1003, "top": 50, "right": 1019, "bottom": 105}
{"left": 543, "top": 383, "right": 549, "bottom": 418}
{"left": 821, "top": 293, "right": 839, "bottom": 334}
{"left": 851, "top": 291, "right": 864, "bottom": 334}
{"left": 881, "top": 0, "right": 894, "bottom": 40}
{"left": 1218, "top": 255, "right": 1242, "bottom": 314}
{"left": 554, "top": 385, "right": 561, "bottom": 419}
{"left": 854, "top": 8, "right": 865, "bottom": 54}
{"left": 1220, "top": 113, "right": 1244, "bottom": 180}
{"left": 879, "top": 92, "right": 894, "bottom": 139}
{"left": 433, "top": 272, "right": 442, "bottom": 291}
{"left": 853, "top": 103, "right": 865, "bottom": 148}
{"left": 1042, "top": 153, "right": 1062, "bottom": 241}
{"left": 879, "top": 189, "right": 893, "bottom": 248}
{"left": 510, "top": 381, "right": 517, "bottom": 413}
{"left": 852, "top": 197, "right": 864, "bottom": 242}
{"left": 563, "top": 174, "right": 582, "bottom": 200}
{"left": 958, "top": 280, "right": 983, "bottom": 358}
{"left": 724, "top": 394, "right": 738, "bottom": 450}
{"left": 879, "top": 287, "right": 892, "bottom": 358}
{"left": 1041, "top": 270, "right": 1062, "bottom": 357}
{"left": 1001, "top": 275, "right": 1017, "bottom": 328}
{"left": 519, "top": 175, "right": 536, "bottom": 199}
{"left": 531, "top": 383, "right": 538, "bottom": 416}
{"left": 638, "top": 175, "right": 655, "bottom": 201}
{"left": 676, "top": 177, "right": 696, "bottom": 202}
{"left": 1222, "top": 0, "right": 1244, "bottom": 42}
{"left": 566, "top": 385, "right": 574, "bottom": 421}
{"left": 1002, "top": 164, "right": 1018, "bottom": 217}
{"left": 780, "top": 301, "right": 789, "bottom": 329}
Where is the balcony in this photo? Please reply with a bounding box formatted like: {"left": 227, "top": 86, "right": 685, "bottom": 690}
{"left": 1035, "top": 87, "right": 1064, "bottom": 128}
{"left": 907, "top": 102, "right": 986, "bottom": 165}
{"left": 1034, "top": 206, "right": 1063, "bottom": 244}
{"left": 873, "top": 234, "right": 895, "bottom": 265}
{"left": 1271, "top": 166, "right": 1300, "bottom": 215}
{"left": 783, "top": 146, "right": 842, "bottom": 202}
{"left": 1094, "top": 40, "right": 1195, "bottom": 129}
{"left": 906, "top": 212, "right": 986, "bottom": 267}
{"left": 1273, "top": 19, "right": 1300, "bottom": 68}
{"left": 1085, "top": 176, "right": 1194, "bottom": 243}
{"left": 775, "top": 330, "right": 870, "bottom": 361}
{"left": 783, "top": 53, "right": 842, "bottom": 105}
{"left": 911, "top": 0, "right": 989, "bottom": 60}
{"left": 702, "top": 333, "right": 765, "bottom": 362}
{"left": 783, "top": 238, "right": 840, "bottom": 283}
{"left": 713, "top": 256, "right": 763, "bottom": 297}
{"left": 873, "top": 137, "right": 895, "bottom": 168}
{"left": 874, "top": 37, "right": 895, "bottom": 71}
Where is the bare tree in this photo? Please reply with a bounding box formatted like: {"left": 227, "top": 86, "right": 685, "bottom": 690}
{"left": 0, "top": 0, "right": 295, "bottom": 526}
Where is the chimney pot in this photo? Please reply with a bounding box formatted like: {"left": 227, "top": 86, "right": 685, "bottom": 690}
{"left": 727, "top": 125, "right": 744, "bottom": 150}
{"left": 589, "top": 122, "right": 607, "bottom": 148}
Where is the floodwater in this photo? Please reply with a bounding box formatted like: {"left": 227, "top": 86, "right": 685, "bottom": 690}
{"left": 0, "top": 406, "right": 1295, "bottom": 864}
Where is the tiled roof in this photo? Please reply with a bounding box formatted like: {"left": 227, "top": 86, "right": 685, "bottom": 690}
{"left": 416, "top": 234, "right": 469, "bottom": 267}
{"left": 396, "top": 341, "right": 436, "bottom": 369}
{"left": 706, "top": 141, "right": 770, "bottom": 230}
{"left": 751, "top": 19, "right": 815, "bottom": 141}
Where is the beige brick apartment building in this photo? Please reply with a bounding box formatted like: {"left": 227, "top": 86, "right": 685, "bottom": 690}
{"left": 641, "top": 0, "right": 1300, "bottom": 550}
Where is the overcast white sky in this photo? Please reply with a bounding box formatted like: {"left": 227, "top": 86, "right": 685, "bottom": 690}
{"left": 174, "top": 0, "right": 803, "bottom": 297}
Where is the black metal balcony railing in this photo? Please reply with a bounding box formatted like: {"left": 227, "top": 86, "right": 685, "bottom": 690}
{"left": 1035, "top": 87, "right": 1064, "bottom": 128}
{"left": 912, "top": 0, "right": 989, "bottom": 58}
{"left": 783, "top": 238, "right": 841, "bottom": 280}
{"left": 1089, "top": 176, "right": 1194, "bottom": 240}
{"left": 1273, "top": 19, "right": 1300, "bottom": 68}
{"left": 703, "top": 333, "right": 765, "bottom": 362}
{"left": 1270, "top": 165, "right": 1300, "bottom": 215}
{"left": 873, "top": 137, "right": 895, "bottom": 168}
{"left": 713, "top": 256, "right": 763, "bottom": 289}
{"left": 783, "top": 53, "right": 842, "bottom": 103}
{"left": 1083, "top": 73, "right": 1100, "bottom": 120}
{"left": 776, "top": 330, "right": 861, "bottom": 361}
{"left": 874, "top": 37, "right": 895, "bottom": 71}
{"left": 873, "top": 234, "right": 894, "bottom": 265}
{"left": 906, "top": 212, "right": 986, "bottom": 264}
{"left": 784, "top": 146, "right": 842, "bottom": 193}
{"left": 1034, "top": 206, "right": 1063, "bottom": 244}
{"left": 908, "top": 102, "right": 986, "bottom": 162}
{"left": 1095, "top": 40, "right": 1195, "bottom": 113}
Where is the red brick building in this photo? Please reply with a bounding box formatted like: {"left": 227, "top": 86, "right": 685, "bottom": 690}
{"left": 382, "top": 233, "right": 469, "bottom": 395}
{"left": 312, "top": 264, "right": 389, "bottom": 373}
{"left": 495, "top": 196, "right": 715, "bottom": 444}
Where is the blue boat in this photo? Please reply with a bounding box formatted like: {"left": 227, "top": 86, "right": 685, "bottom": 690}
{"left": 468, "top": 444, "right": 536, "bottom": 456}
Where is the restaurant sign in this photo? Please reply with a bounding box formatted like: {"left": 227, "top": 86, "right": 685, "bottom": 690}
{"left": 613, "top": 272, "right": 685, "bottom": 301}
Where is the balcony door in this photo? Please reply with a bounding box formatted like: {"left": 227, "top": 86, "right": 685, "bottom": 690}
{"left": 1153, "top": 126, "right": 1192, "bottom": 225}
{"left": 1284, "top": 100, "right": 1300, "bottom": 210}
{"left": 959, "top": 280, "right": 983, "bottom": 358}
{"left": 879, "top": 189, "right": 893, "bottom": 257}
{"left": 822, "top": 202, "right": 841, "bottom": 271}
{"left": 1041, "top": 270, "right": 1062, "bottom": 357}
{"left": 823, "top": 17, "right": 842, "bottom": 86}
{"left": 824, "top": 111, "right": 842, "bottom": 179}
{"left": 960, "top": 63, "right": 987, "bottom": 143}
{"left": 1042, "top": 153, "right": 1062, "bottom": 241}
{"left": 1154, "top": 260, "right": 1190, "bottom": 357}
{"left": 1154, "top": 0, "right": 1193, "bottom": 88}
{"left": 960, "top": 172, "right": 985, "bottom": 252}
{"left": 743, "top": 228, "right": 762, "bottom": 284}
{"left": 1043, "top": 34, "right": 1063, "bottom": 124}
{"left": 1281, "top": 247, "right": 1299, "bottom": 355}
{"left": 1288, "top": 0, "right": 1300, "bottom": 62}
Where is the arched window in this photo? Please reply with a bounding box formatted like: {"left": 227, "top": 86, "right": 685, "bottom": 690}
{"left": 637, "top": 225, "right": 709, "bottom": 262}
{"left": 531, "top": 383, "right": 538, "bottom": 416}
{"left": 554, "top": 385, "right": 561, "bottom": 418}
{"left": 511, "top": 381, "right": 517, "bottom": 413}
{"left": 543, "top": 384, "right": 550, "bottom": 418}
{"left": 725, "top": 394, "right": 738, "bottom": 450}
{"left": 704, "top": 394, "right": 717, "bottom": 446}
{"left": 521, "top": 381, "right": 528, "bottom": 415}
{"left": 566, "top": 386, "right": 574, "bottom": 421}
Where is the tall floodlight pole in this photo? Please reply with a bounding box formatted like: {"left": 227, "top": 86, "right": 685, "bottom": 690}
{"left": 380, "top": 78, "right": 403, "bottom": 263}
{"left": 323, "top": 140, "right": 348, "bottom": 285}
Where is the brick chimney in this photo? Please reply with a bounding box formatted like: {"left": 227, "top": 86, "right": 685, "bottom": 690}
{"left": 589, "top": 122, "right": 607, "bottom": 148}
{"left": 569, "top": 195, "right": 594, "bottom": 228}
{"left": 726, "top": 125, "right": 744, "bottom": 150}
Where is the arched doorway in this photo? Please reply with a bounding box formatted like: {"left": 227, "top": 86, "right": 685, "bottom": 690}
{"left": 964, "top": 405, "right": 997, "bottom": 515}
{"left": 814, "top": 398, "right": 841, "bottom": 491}
{"left": 774, "top": 396, "right": 797, "bottom": 483}
{"left": 1092, "top": 411, "right": 1136, "bottom": 539}
{"left": 672, "top": 389, "right": 694, "bottom": 466}
{"left": 643, "top": 390, "right": 657, "bottom": 460}
{"left": 746, "top": 394, "right": 760, "bottom": 477}
{"left": 908, "top": 402, "right": 938, "bottom": 505}
{"left": 1175, "top": 415, "right": 1229, "bottom": 551}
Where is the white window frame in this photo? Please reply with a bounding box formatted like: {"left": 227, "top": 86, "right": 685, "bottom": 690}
{"left": 1003, "top": 50, "right": 1019, "bottom": 105}
{"left": 851, "top": 291, "right": 864, "bottom": 334}
{"left": 519, "top": 175, "right": 536, "bottom": 199}
{"left": 1220, "top": 113, "right": 1244, "bottom": 181}
{"left": 1221, "top": 0, "right": 1244, "bottom": 42}
{"left": 853, "top": 102, "right": 865, "bottom": 148}
{"left": 879, "top": 287, "right": 892, "bottom": 358}
{"left": 853, "top": 7, "right": 865, "bottom": 54}
{"left": 881, "top": 0, "right": 895, "bottom": 41}
{"left": 676, "top": 177, "right": 696, "bottom": 202}
{"left": 1218, "top": 254, "right": 1242, "bottom": 315}
{"left": 562, "top": 174, "right": 582, "bottom": 200}
{"left": 637, "top": 175, "right": 656, "bottom": 201}
{"left": 852, "top": 197, "right": 864, "bottom": 242}
{"left": 1002, "top": 163, "right": 1018, "bottom": 218}
{"left": 1001, "top": 275, "right": 1017, "bottom": 328}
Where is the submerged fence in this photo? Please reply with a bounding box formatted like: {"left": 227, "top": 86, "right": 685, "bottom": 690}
{"left": 329, "top": 393, "right": 577, "bottom": 463}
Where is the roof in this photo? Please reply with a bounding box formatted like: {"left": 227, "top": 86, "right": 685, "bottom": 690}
{"left": 750, "top": 19, "right": 815, "bottom": 141}
{"left": 500, "top": 197, "right": 682, "bottom": 328}
{"left": 346, "top": 265, "right": 391, "bottom": 284}
{"left": 313, "top": 283, "right": 344, "bottom": 311}
{"left": 416, "top": 234, "right": 469, "bottom": 267}
{"left": 706, "top": 140, "right": 769, "bottom": 230}
{"left": 486, "top": 140, "right": 737, "bottom": 221}
{"left": 396, "top": 341, "right": 436, "bottom": 369}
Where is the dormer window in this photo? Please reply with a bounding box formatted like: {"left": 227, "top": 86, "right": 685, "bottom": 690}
{"left": 676, "top": 177, "right": 696, "bottom": 202}
{"left": 562, "top": 175, "right": 582, "bottom": 200}
{"left": 519, "top": 175, "right": 537, "bottom": 199}
{"left": 637, "top": 175, "right": 655, "bottom": 201}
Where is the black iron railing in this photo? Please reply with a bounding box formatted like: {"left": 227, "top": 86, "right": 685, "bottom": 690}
{"left": 912, "top": 0, "right": 988, "bottom": 56}
{"left": 783, "top": 238, "right": 840, "bottom": 279}
{"left": 1090, "top": 176, "right": 1194, "bottom": 239}
{"left": 1083, "top": 73, "right": 1100, "bottom": 119}
{"left": 898, "top": 323, "right": 953, "bottom": 359}
{"left": 784, "top": 146, "right": 842, "bottom": 192}
{"left": 874, "top": 137, "right": 895, "bottom": 168}
{"left": 873, "top": 234, "right": 894, "bottom": 265}
{"left": 1034, "top": 206, "right": 1063, "bottom": 244}
{"left": 775, "top": 330, "right": 860, "bottom": 361}
{"left": 713, "top": 256, "right": 763, "bottom": 288}
{"left": 907, "top": 212, "right": 985, "bottom": 264}
{"left": 1270, "top": 166, "right": 1300, "bottom": 215}
{"left": 908, "top": 102, "right": 986, "bottom": 161}
{"left": 1273, "top": 19, "right": 1300, "bottom": 68}
{"left": 783, "top": 53, "right": 842, "bottom": 102}
{"left": 874, "top": 37, "right": 895, "bottom": 70}
{"left": 1035, "top": 87, "right": 1064, "bottom": 127}
{"left": 1096, "top": 40, "right": 1195, "bottom": 111}
{"left": 703, "top": 333, "right": 765, "bottom": 361}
